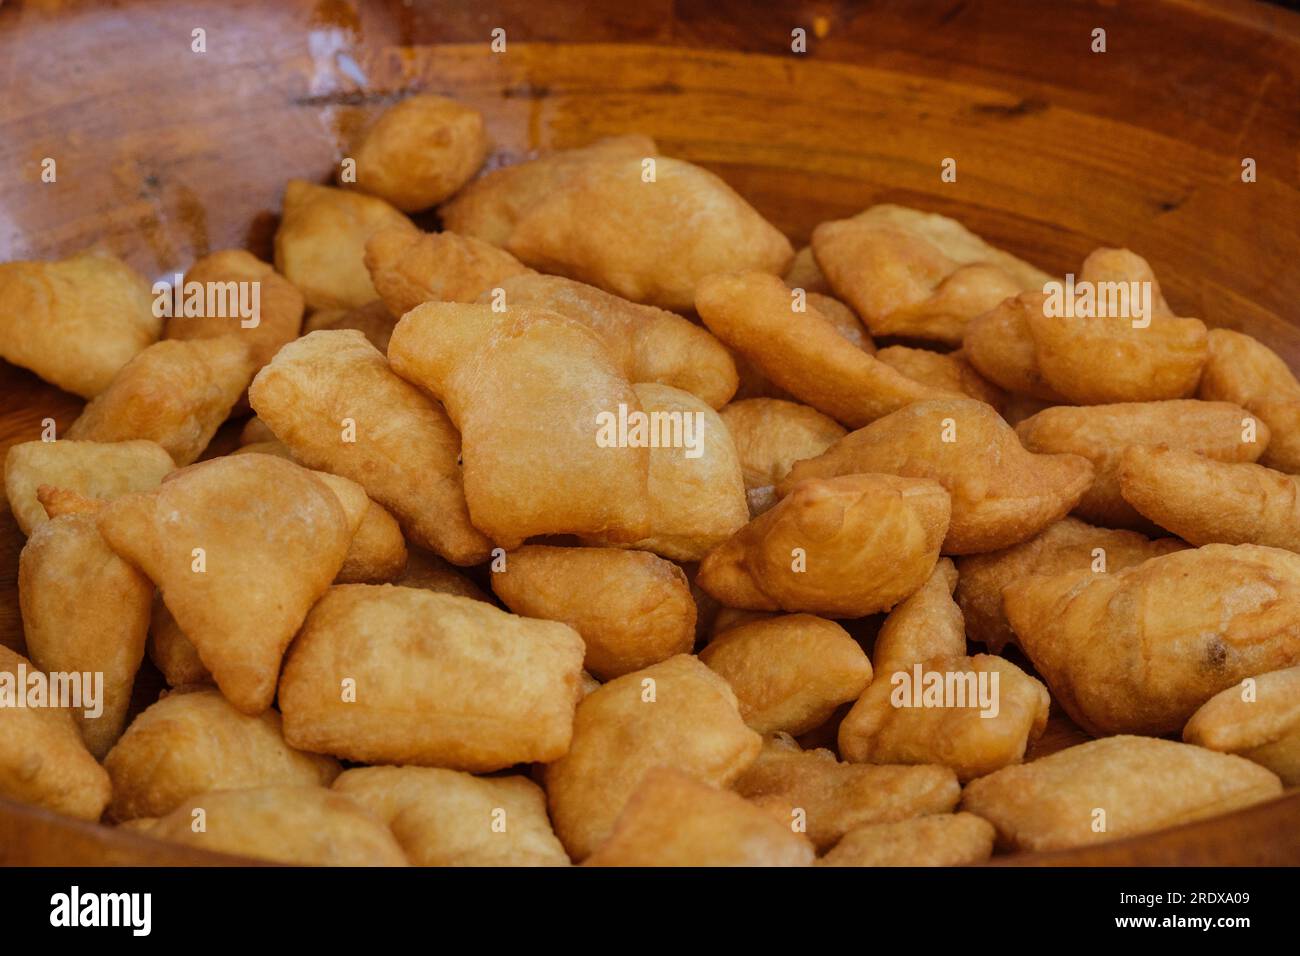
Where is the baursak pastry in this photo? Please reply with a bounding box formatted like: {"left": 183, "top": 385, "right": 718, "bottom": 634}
{"left": 504, "top": 155, "right": 793, "bottom": 311}
{"left": 491, "top": 545, "right": 696, "bottom": 681}
{"left": 1118, "top": 445, "right": 1300, "bottom": 551}
{"left": 278, "top": 585, "right": 586, "bottom": 772}
{"left": 779, "top": 398, "right": 1093, "bottom": 554}
{"left": 1015, "top": 399, "right": 1267, "bottom": 529}
{"left": 696, "top": 271, "right": 949, "bottom": 428}
{"left": 387, "top": 302, "right": 652, "bottom": 548}
{"left": 481, "top": 273, "right": 739, "bottom": 409}
{"left": 955, "top": 518, "right": 1186, "bottom": 653}
{"left": 697, "top": 473, "right": 951, "bottom": 617}
{"left": 0, "top": 249, "right": 160, "bottom": 398}
{"left": 0, "top": 645, "right": 113, "bottom": 821}
{"left": 18, "top": 491, "right": 152, "bottom": 758}
{"left": 584, "top": 768, "right": 814, "bottom": 867}
{"left": 441, "top": 134, "right": 659, "bottom": 247}
{"left": 103, "top": 686, "right": 339, "bottom": 821}
{"left": 545, "top": 654, "right": 762, "bottom": 860}
{"left": 811, "top": 204, "right": 1053, "bottom": 345}
{"left": 819, "top": 813, "right": 996, "bottom": 868}
{"left": 4, "top": 438, "right": 174, "bottom": 536}
{"left": 961, "top": 736, "right": 1282, "bottom": 852}
{"left": 274, "top": 179, "right": 417, "bottom": 311}
{"left": 96, "top": 454, "right": 354, "bottom": 715}
{"left": 1183, "top": 666, "right": 1300, "bottom": 786}
{"left": 342, "top": 93, "right": 488, "bottom": 212}
{"left": 334, "top": 766, "right": 570, "bottom": 867}
{"left": 1198, "top": 327, "right": 1300, "bottom": 474}
{"left": 248, "top": 329, "right": 491, "bottom": 565}
{"left": 1003, "top": 543, "right": 1300, "bottom": 736}
{"left": 364, "top": 227, "right": 532, "bottom": 315}
{"left": 66, "top": 337, "right": 256, "bottom": 467}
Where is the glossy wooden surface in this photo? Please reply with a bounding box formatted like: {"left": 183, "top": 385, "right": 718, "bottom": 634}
{"left": 2, "top": 0, "right": 1299, "bottom": 865}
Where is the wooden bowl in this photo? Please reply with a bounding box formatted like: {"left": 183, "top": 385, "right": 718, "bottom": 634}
{"left": 2, "top": 0, "right": 1299, "bottom": 866}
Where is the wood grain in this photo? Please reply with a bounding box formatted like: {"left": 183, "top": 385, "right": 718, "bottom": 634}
{"left": 1, "top": 0, "right": 1299, "bottom": 865}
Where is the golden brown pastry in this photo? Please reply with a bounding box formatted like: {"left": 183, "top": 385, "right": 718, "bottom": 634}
{"left": 104, "top": 687, "right": 339, "bottom": 820}
{"left": 545, "top": 654, "right": 762, "bottom": 860}
{"left": 0, "top": 250, "right": 160, "bottom": 398}
{"left": 780, "top": 398, "right": 1093, "bottom": 554}
{"left": 1004, "top": 543, "right": 1300, "bottom": 736}
{"left": 491, "top": 545, "right": 695, "bottom": 681}
{"left": 584, "top": 768, "right": 814, "bottom": 867}
{"left": 1184, "top": 666, "right": 1300, "bottom": 785}
{"left": 819, "top": 812, "right": 995, "bottom": 867}
{"left": 248, "top": 329, "right": 491, "bottom": 564}
{"left": 697, "top": 473, "right": 950, "bottom": 617}
{"left": 961, "top": 736, "right": 1282, "bottom": 852}
{"left": 344, "top": 93, "right": 488, "bottom": 212}
{"left": 279, "top": 585, "right": 585, "bottom": 771}
{"left": 66, "top": 337, "right": 255, "bottom": 466}
{"left": 1198, "top": 327, "right": 1300, "bottom": 474}
{"left": 699, "top": 614, "right": 872, "bottom": 735}
{"left": 96, "top": 454, "right": 353, "bottom": 714}
{"left": 719, "top": 398, "right": 846, "bottom": 491}
{"left": 364, "top": 227, "right": 531, "bottom": 315}
{"left": 333, "top": 765, "right": 570, "bottom": 866}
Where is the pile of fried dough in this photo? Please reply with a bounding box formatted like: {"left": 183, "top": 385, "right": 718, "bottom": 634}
{"left": 2, "top": 93, "right": 1298, "bottom": 866}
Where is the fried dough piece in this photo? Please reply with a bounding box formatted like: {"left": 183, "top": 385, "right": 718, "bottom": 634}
{"left": 697, "top": 474, "right": 950, "bottom": 617}
{"left": 279, "top": 585, "right": 585, "bottom": 771}
{"left": 545, "top": 654, "right": 762, "bottom": 860}
{"left": 0, "top": 250, "right": 160, "bottom": 397}
{"left": 1198, "top": 328, "right": 1300, "bottom": 474}
{"left": 955, "top": 518, "right": 1186, "bottom": 653}
{"left": 838, "top": 654, "right": 1051, "bottom": 783}
{"left": 344, "top": 93, "right": 488, "bottom": 212}
{"left": 732, "top": 736, "right": 960, "bottom": 851}
{"left": 819, "top": 812, "right": 995, "bottom": 867}
{"left": 491, "top": 546, "right": 695, "bottom": 680}
{"left": 811, "top": 205, "right": 1052, "bottom": 345}
{"left": 396, "top": 548, "right": 491, "bottom": 602}
{"left": 699, "top": 614, "right": 872, "bottom": 735}
{"left": 96, "top": 454, "right": 352, "bottom": 714}
{"left": 274, "top": 179, "right": 417, "bottom": 310}
{"left": 582, "top": 383, "right": 747, "bottom": 560}
{"left": 807, "top": 293, "right": 875, "bottom": 352}
{"left": 780, "top": 398, "right": 1093, "bottom": 554}
{"left": 875, "top": 346, "right": 1006, "bottom": 410}
{"left": 1119, "top": 446, "right": 1300, "bottom": 550}
{"left": 1026, "top": 249, "right": 1208, "bottom": 404}
{"left": 163, "top": 250, "right": 304, "bottom": 369}
{"left": 1003, "top": 544, "right": 1300, "bottom": 736}
{"left": 696, "top": 272, "right": 947, "bottom": 428}
{"left": 719, "top": 398, "right": 846, "bottom": 491}
{"left": 962, "top": 292, "right": 1067, "bottom": 401}
{"left": 506, "top": 156, "right": 792, "bottom": 310}
{"left": 1015, "top": 399, "right": 1266, "bottom": 528}
{"left": 128, "top": 786, "right": 408, "bottom": 866}
{"left": 335, "top": 498, "right": 407, "bottom": 584}
{"left": 65, "top": 337, "right": 255, "bottom": 466}
{"left": 783, "top": 245, "right": 830, "bottom": 295}
{"left": 301, "top": 299, "right": 397, "bottom": 352}
{"left": 961, "top": 736, "right": 1282, "bottom": 852}
{"left": 248, "top": 329, "right": 490, "bottom": 564}
{"left": 482, "top": 273, "right": 739, "bottom": 408}
{"left": 441, "top": 134, "right": 658, "bottom": 246}
{"left": 0, "top": 645, "right": 112, "bottom": 821}
{"left": 364, "top": 228, "right": 531, "bottom": 315}
{"left": 4, "top": 439, "right": 174, "bottom": 535}
{"left": 334, "top": 766, "right": 569, "bottom": 866}
{"left": 18, "top": 498, "right": 151, "bottom": 757}
{"left": 103, "top": 687, "right": 339, "bottom": 821}
{"left": 870, "top": 559, "right": 964, "bottom": 674}
{"left": 147, "top": 598, "right": 211, "bottom": 687}
{"left": 584, "top": 768, "right": 814, "bottom": 867}
{"left": 387, "top": 303, "right": 650, "bottom": 548}
{"left": 1184, "top": 666, "right": 1300, "bottom": 785}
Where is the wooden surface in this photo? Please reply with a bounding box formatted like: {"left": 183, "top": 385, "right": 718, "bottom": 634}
{"left": 2, "top": 0, "right": 1300, "bottom": 865}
